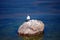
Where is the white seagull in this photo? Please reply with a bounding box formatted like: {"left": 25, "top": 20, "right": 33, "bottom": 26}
{"left": 27, "top": 15, "right": 30, "bottom": 20}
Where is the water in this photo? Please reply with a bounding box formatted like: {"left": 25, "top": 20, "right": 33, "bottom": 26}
{"left": 0, "top": 14, "right": 60, "bottom": 40}
{"left": 0, "top": 0, "right": 60, "bottom": 40}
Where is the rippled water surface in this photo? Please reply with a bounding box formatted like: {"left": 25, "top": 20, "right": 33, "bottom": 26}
{"left": 0, "top": 0, "right": 60, "bottom": 40}
{"left": 0, "top": 14, "right": 60, "bottom": 40}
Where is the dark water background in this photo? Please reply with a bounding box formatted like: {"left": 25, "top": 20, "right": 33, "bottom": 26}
{"left": 0, "top": 0, "right": 60, "bottom": 40}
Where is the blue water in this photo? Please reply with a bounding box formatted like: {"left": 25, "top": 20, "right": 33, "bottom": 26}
{"left": 0, "top": 14, "right": 60, "bottom": 40}
{"left": 0, "top": 0, "right": 60, "bottom": 40}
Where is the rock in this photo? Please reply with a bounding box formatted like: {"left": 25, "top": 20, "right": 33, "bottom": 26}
{"left": 18, "top": 20, "right": 44, "bottom": 37}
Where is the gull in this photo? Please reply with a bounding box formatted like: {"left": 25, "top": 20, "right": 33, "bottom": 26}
{"left": 27, "top": 15, "right": 30, "bottom": 20}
